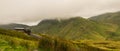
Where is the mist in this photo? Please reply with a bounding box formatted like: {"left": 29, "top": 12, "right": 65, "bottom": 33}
{"left": 0, "top": 0, "right": 120, "bottom": 25}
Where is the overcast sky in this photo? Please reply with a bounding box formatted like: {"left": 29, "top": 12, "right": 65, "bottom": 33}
{"left": 0, "top": 0, "right": 120, "bottom": 25}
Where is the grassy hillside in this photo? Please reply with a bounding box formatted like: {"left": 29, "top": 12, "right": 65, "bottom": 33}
{"left": 31, "top": 17, "right": 117, "bottom": 40}
{"left": 90, "top": 11, "right": 120, "bottom": 25}
{"left": 0, "top": 28, "right": 38, "bottom": 41}
{"left": 1, "top": 28, "right": 120, "bottom": 51}
{"left": 38, "top": 34, "right": 115, "bottom": 51}
{"left": 0, "top": 28, "right": 39, "bottom": 51}
{"left": 89, "top": 11, "right": 120, "bottom": 41}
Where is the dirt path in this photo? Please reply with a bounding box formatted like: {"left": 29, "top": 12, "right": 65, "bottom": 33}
{"left": 29, "top": 34, "right": 42, "bottom": 39}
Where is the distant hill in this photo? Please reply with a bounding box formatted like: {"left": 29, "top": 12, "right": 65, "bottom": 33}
{"left": 31, "top": 17, "right": 116, "bottom": 40}
{"left": 89, "top": 11, "right": 120, "bottom": 25}
{"left": 0, "top": 23, "right": 29, "bottom": 29}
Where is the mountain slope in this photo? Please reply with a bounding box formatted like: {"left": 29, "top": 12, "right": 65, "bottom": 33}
{"left": 89, "top": 11, "right": 120, "bottom": 41}
{"left": 89, "top": 11, "right": 120, "bottom": 25}
{"left": 32, "top": 17, "right": 115, "bottom": 40}
{"left": 0, "top": 28, "right": 39, "bottom": 51}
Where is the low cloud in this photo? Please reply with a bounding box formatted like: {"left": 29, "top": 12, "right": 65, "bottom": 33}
{"left": 0, "top": 0, "right": 120, "bottom": 25}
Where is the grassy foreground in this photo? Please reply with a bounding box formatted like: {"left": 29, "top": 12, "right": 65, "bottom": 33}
{"left": 1, "top": 34, "right": 120, "bottom": 51}
{"left": 38, "top": 34, "right": 120, "bottom": 51}
{"left": 0, "top": 28, "right": 120, "bottom": 51}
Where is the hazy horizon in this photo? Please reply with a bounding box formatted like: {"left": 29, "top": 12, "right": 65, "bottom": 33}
{"left": 0, "top": 0, "right": 120, "bottom": 25}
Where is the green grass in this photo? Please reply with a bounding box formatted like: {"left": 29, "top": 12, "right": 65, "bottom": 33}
{"left": 0, "top": 28, "right": 39, "bottom": 51}
{"left": 38, "top": 34, "right": 120, "bottom": 51}
{"left": 0, "top": 28, "right": 38, "bottom": 41}
{"left": 0, "top": 34, "right": 38, "bottom": 51}
{"left": 1, "top": 30, "right": 120, "bottom": 51}
{"left": 73, "top": 40, "right": 120, "bottom": 51}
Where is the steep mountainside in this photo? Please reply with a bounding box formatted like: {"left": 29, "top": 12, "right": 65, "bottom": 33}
{"left": 89, "top": 11, "right": 120, "bottom": 40}
{"left": 32, "top": 17, "right": 116, "bottom": 40}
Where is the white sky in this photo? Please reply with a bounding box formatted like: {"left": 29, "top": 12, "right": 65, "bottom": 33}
{"left": 0, "top": 0, "right": 120, "bottom": 25}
